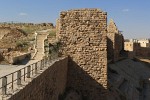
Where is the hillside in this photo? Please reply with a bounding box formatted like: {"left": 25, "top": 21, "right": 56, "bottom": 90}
{"left": 0, "top": 27, "right": 30, "bottom": 50}
{"left": 0, "top": 27, "right": 34, "bottom": 64}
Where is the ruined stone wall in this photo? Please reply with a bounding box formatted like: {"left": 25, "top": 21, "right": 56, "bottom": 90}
{"left": 124, "top": 41, "right": 150, "bottom": 58}
{"left": 107, "top": 19, "right": 124, "bottom": 61}
{"left": 57, "top": 9, "right": 108, "bottom": 100}
{"left": 114, "top": 33, "right": 124, "bottom": 61}
{"left": 107, "top": 33, "right": 124, "bottom": 61}
{"left": 9, "top": 57, "right": 68, "bottom": 100}
{"left": 136, "top": 47, "right": 150, "bottom": 58}
{"left": 124, "top": 42, "right": 140, "bottom": 58}
{"left": 107, "top": 33, "right": 115, "bottom": 60}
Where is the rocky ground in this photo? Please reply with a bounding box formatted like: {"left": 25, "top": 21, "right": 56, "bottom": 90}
{"left": 108, "top": 58, "right": 150, "bottom": 100}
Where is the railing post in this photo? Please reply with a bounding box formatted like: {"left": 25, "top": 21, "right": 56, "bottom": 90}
{"left": 46, "top": 57, "right": 48, "bottom": 67}
{"left": 45, "top": 58, "right": 47, "bottom": 66}
{"left": 45, "top": 58, "right": 47, "bottom": 67}
{"left": 2, "top": 76, "right": 7, "bottom": 95}
{"left": 43, "top": 58, "right": 45, "bottom": 68}
{"left": 40, "top": 60, "right": 43, "bottom": 70}
{"left": 31, "top": 64, "right": 34, "bottom": 75}
{"left": 27, "top": 65, "right": 31, "bottom": 78}
{"left": 49, "top": 55, "right": 51, "bottom": 61}
{"left": 12, "top": 73, "right": 14, "bottom": 90}
{"left": 47, "top": 57, "right": 49, "bottom": 65}
{"left": 23, "top": 67, "right": 26, "bottom": 81}
{"left": 17, "top": 70, "right": 21, "bottom": 85}
{"left": 35, "top": 63, "right": 37, "bottom": 74}
{"left": 44, "top": 58, "right": 47, "bottom": 67}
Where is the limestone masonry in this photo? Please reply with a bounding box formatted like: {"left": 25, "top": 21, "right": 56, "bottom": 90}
{"left": 57, "top": 9, "right": 108, "bottom": 99}
{"left": 107, "top": 19, "right": 124, "bottom": 61}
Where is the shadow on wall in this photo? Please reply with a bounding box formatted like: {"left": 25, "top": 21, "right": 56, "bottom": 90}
{"left": 107, "top": 37, "right": 114, "bottom": 61}
{"left": 59, "top": 57, "right": 111, "bottom": 100}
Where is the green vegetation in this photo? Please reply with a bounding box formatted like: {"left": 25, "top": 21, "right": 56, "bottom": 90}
{"left": 48, "top": 29, "right": 56, "bottom": 36}
{"left": 16, "top": 40, "right": 28, "bottom": 47}
{"left": 21, "top": 26, "right": 39, "bottom": 34}
{"left": 15, "top": 40, "right": 29, "bottom": 52}
{"left": 49, "top": 41, "right": 61, "bottom": 57}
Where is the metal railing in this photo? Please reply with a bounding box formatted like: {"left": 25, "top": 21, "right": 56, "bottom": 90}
{"left": 0, "top": 56, "right": 55, "bottom": 96}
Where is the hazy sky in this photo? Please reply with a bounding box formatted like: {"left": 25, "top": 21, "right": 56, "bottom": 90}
{"left": 0, "top": 0, "right": 150, "bottom": 39}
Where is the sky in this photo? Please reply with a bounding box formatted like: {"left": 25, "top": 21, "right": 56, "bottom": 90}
{"left": 0, "top": 0, "right": 150, "bottom": 39}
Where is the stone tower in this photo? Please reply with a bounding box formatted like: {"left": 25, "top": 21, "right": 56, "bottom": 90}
{"left": 57, "top": 9, "right": 108, "bottom": 100}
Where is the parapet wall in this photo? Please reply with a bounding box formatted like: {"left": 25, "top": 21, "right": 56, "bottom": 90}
{"left": 9, "top": 57, "right": 68, "bottom": 100}
{"left": 57, "top": 9, "right": 108, "bottom": 99}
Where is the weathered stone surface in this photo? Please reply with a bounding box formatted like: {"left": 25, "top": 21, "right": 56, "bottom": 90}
{"left": 57, "top": 8, "right": 108, "bottom": 100}
{"left": 107, "top": 19, "right": 124, "bottom": 61}
{"left": 107, "top": 19, "right": 119, "bottom": 33}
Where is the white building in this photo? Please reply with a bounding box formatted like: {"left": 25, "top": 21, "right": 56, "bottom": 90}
{"left": 138, "top": 39, "right": 150, "bottom": 47}
{"left": 128, "top": 38, "right": 150, "bottom": 48}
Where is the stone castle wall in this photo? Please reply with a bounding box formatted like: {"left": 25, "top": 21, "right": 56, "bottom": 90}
{"left": 136, "top": 47, "right": 150, "bottom": 58}
{"left": 57, "top": 9, "right": 108, "bottom": 100}
{"left": 107, "top": 19, "right": 124, "bottom": 61}
{"left": 114, "top": 33, "right": 124, "bottom": 61}
{"left": 124, "top": 42, "right": 150, "bottom": 58}
{"left": 107, "top": 33, "right": 115, "bottom": 60}
{"left": 9, "top": 57, "right": 68, "bottom": 100}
